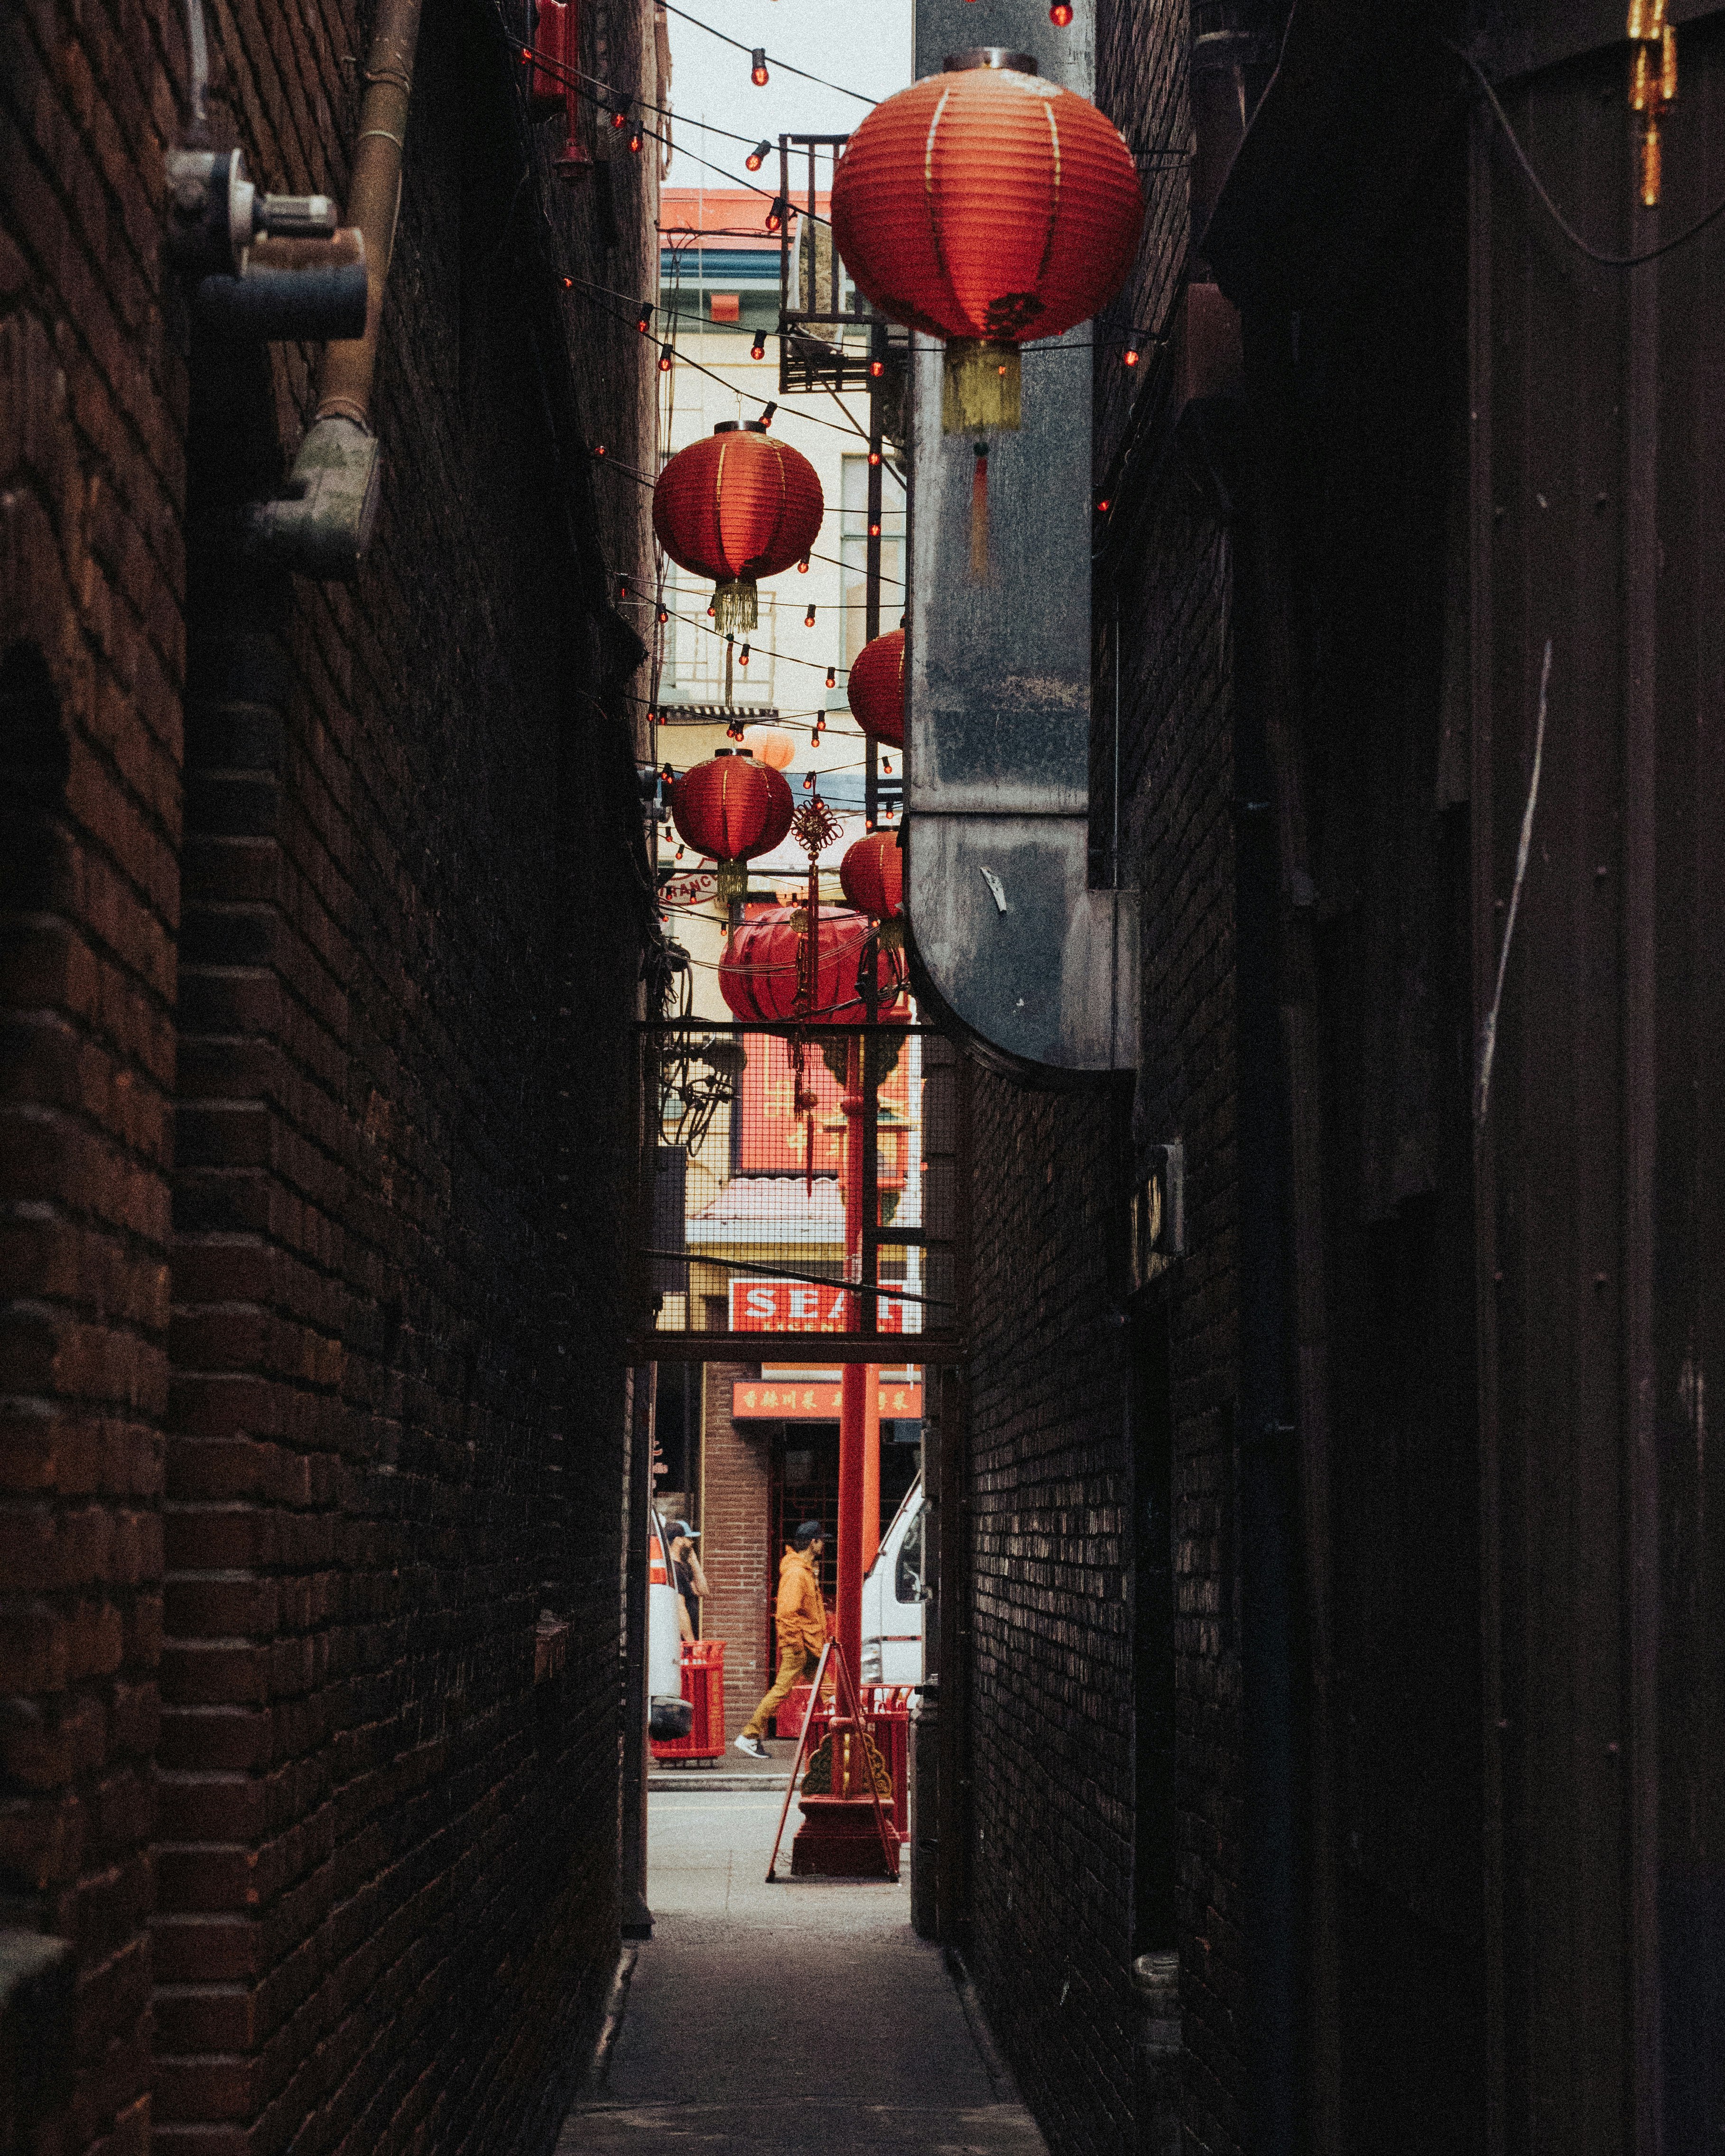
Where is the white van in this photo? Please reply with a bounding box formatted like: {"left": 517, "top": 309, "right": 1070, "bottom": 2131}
{"left": 860, "top": 1476, "right": 926, "bottom": 1685}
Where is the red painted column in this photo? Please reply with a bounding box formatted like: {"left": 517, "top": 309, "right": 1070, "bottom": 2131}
{"left": 862, "top": 1371, "right": 881, "bottom": 1572}
{"left": 837, "top": 1036, "right": 868, "bottom": 1684}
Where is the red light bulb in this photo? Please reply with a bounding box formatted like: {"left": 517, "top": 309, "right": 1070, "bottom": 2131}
{"left": 751, "top": 48, "right": 769, "bottom": 85}
{"left": 1050, "top": 2, "right": 1074, "bottom": 22}
{"left": 658, "top": 348, "right": 672, "bottom": 372}
{"left": 804, "top": 604, "right": 816, "bottom": 627}
{"left": 825, "top": 666, "right": 836, "bottom": 688}
{"left": 746, "top": 139, "right": 771, "bottom": 172}
{"left": 798, "top": 556, "right": 810, "bottom": 574}
{"left": 739, "top": 643, "right": 751, "bottom": 668}
{"left": 751, "top": 331, "right": 766, "bottom": 360}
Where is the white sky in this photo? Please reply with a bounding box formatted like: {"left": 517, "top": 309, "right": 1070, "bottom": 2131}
{"left": 660, "top": 0, "right": 913, "bottom": 194}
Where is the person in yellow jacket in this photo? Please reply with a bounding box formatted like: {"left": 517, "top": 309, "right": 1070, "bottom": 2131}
{"left": 734, "top": 1520, "right": 830, "bottom": 1758}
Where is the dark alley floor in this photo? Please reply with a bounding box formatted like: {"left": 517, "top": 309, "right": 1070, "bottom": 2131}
{"left": 555, "top": 1771, "right": 1049, "bottom": 2153}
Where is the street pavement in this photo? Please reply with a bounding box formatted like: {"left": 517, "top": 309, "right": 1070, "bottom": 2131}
{"left": 554, "top": 1775, "right": 1049, "bottom": 2154}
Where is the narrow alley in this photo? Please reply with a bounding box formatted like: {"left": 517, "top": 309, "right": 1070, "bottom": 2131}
{"left": 4, "top": 0, "right": 1722, "bottom": 2152}
{"left": 561, "top": 1777, "right": 1047, "bottom": 2156}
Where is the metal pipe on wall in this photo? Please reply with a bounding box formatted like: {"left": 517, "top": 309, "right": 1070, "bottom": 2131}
{"left": 241, "top": 0, "right": 426, "bottom": 577}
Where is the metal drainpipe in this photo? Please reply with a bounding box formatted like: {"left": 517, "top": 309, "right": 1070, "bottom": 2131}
{"left": 240, "top": 0, "right": 425, "bottom": 578}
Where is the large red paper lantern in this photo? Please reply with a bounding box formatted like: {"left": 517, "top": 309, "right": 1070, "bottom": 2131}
{"left": 720, "top": 905, "right": 905, "bottom": 1024}
{"left": 668, "top": 750, "right": 794, "bottom": 902}
{"left": 846, "top": 628, "right": 905, "bottom": 749}
{"left": 839, "top": 831, "right": 904, "bottom": 930}
{"left": 653, "top": 420, "right": 824, "bottom": 634}
{"left": 830, "top": 52, "right": 1142, "bottom": 432}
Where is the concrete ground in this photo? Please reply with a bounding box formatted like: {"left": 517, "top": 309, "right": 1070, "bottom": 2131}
{"left": 554, "top": 1779, "right": 1048, "bottom": 2154}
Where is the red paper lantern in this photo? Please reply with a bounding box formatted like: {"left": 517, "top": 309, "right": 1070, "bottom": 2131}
{"left": 839, "top": 831, "right": 904, "bottom": 927}
{"left": 720, "top": 906, "right": 905, "bottom": 1024}
{"left": 846, "top": 628, "right": 906, "bottom": 749}
{"left": 653, "top": 420, "right": 824, "bottom": 635}
{"left": 830, "top": 52, "right": 1142, "bottom": 432}
{"left": 668, "top": 750, "right": 794, "bottom": 903}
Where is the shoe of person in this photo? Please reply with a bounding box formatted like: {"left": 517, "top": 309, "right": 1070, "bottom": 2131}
{"left": 733, "top": 1734, "right": 769, "bottom": 1760}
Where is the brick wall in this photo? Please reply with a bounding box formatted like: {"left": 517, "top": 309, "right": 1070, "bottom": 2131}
{"left": 696, "top": 1357, "right": 770, "bottom": 1739}
{"left": 2, "top": 0, "right": 658, "bottom": 2149}
{"left": 954, "top": 5, "right": 1251, "bottom": 2152}
{"left": 2, "top": 0, "right": 186, "bottom": 2142}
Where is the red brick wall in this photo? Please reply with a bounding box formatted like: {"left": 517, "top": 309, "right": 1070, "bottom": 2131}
{"left": 1, "top": 0, "right": 186, "bottom": 2140}
{"left": 2, "top": 0, "right": 659, "bottom": 2151}
{"left": 696, "top": 1360, "right": 771, "bottom": 1737}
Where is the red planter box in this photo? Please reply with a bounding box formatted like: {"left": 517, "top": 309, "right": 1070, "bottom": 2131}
{"left": 651, "top": 1640, "right": 726, "bottom": 1763}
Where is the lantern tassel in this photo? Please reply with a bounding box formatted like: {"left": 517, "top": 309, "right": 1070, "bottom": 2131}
{"left": 942, "top": 339, "right": 1020, "bottom": 433}
{"left": 970, "top": 444, "right": 990, "bottom": 578}
{"left": 713, "top": 577, "right": 759, "bottom": 636}
{"left": 716, "top": 858, "right": 749, "bottom": 905}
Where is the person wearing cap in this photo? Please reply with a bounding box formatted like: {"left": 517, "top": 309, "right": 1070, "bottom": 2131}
{"left": 734, "top": 1520, "right": 830, "bottom": 1759}
{"left": 668, "top": 1521, "right": 707, "bottom": 1641}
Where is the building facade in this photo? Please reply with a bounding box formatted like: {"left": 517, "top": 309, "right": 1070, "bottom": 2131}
{"left": 1, "top": 0, "right": 660, "bottom": 2148}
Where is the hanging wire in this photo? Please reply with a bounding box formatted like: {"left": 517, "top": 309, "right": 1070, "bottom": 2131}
{"left": 656, "top": 0, "right": 878, "bottom": 107}
{"left": 1452, "top": 40, "right": 1725, "bottom": 268}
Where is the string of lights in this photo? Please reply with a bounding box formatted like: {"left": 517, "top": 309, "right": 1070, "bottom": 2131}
{"left": 510, "top": 34, "right": 837, "bottom": 226}
{"left": 655, "top": 0, "right": 878, "bottom": 107}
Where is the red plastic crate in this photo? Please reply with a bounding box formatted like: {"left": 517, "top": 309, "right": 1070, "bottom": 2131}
{"left": 651, "top": 1639, "right": 726, "bottom": 1764}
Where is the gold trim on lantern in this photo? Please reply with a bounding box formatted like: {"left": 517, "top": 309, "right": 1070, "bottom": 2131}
{"left": 943, "top": 340, "right": 1021, "bottom": 433}
{"left": 713, "top": 577, "right": 759, "bottom": 635}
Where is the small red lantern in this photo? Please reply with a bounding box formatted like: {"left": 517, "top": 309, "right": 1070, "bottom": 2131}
{"left": 839, "top": 830, "right": 904, "bottom": 943}
{"left": 830, "top": 52, "right": 1142, "bottom": 433}
{"left": 720, "top": 906, "right": 905, "bottom": 1024}
{"left": 846, "top": 627, "right": 905, "bottom": 749}
{"left": 654, "top": 420, "right": 824, "bottom": 634}
{"left": 668, "top": 750, "right": 794, "bottom": 903}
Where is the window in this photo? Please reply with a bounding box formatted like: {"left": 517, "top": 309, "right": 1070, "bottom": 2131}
{"left": 894, "top": 1504, "right": 925, "bottom": 1606}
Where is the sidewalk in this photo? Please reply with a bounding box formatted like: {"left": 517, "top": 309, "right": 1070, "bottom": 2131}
{"left": 555, "top": 1783, "right": 1048, "bottom": 2154}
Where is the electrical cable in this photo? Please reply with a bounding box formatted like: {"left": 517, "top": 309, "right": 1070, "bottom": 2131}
{"left": 655, "top": 0, "right": 877, "bottom": 107}
{"left": 1453, "top": 40, "right": 1725, "bottom": 268}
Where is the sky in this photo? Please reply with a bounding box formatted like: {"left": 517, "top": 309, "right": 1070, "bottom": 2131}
{"left": 660, "top": 0, "right": 914, "bottom": 195}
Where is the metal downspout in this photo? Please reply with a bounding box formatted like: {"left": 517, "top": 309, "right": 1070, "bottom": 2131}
{"left": 241, "top": 0, "right": 426, "bottom": 577}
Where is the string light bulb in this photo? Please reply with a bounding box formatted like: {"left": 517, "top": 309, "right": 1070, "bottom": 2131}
{"left": 825, "top": 665, "right": 836, "bottom": 688}
{"left": 611, "top": 101, "right": 627, "bottom": 130}
{"left": 751, "top": 47, "right": 770, "bottom": 85}
{"left": 628, "top": 121, "right": 644, "bottom": 154}
{"left": 750, "top": 329, "right": 767, "bottom": 360}
{"left": 867, "top": 449, "right": 882, "bottom": 467}
{"left": 739, "top": 642, "right": 751, "bottom": 668}
{"left": 798, "top": 555, "right": 810, "bottom": 574}
{"left": 1050, "top": 2, "right": 1074, "bottom": 21}
{"left": 764, "top": 195, "right": 789, "bottom": 234}
{"left": 637, "top": 302, "right": 653, "bottom": 333}
{"left": 746, "top": 139, "right": 771, "bottom": 171}
{"left": 869, "top": 357, "right": 885, "bottom": 378}
{"left": 593, "top": 442, "right": 607, "bottom": 457}
{"left": 616, "top": 574, "right": 630, "bottom": 601}
{"left": 804, "top": 602, "right": 816, "bottom": 627}
{"left": 658, "top": 347, "right": 673, "bottom": 372}
{"left": 1122, "top": 333, "right": 1142, "bottom": 367}
{"left": 657, "top": 605, "right": 669, "bottom": 624}
{"left": 759, "top": 401, "right": 777, "bottom": 428}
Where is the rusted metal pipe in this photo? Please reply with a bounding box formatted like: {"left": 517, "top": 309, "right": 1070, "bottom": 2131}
{"left": 240, "top": 0, "right": 424, "bottom": 578}
{"left": 318, "top": 0, "right": 424, "bottom": 426}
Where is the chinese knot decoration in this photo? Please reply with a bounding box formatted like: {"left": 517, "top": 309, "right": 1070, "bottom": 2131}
{"left": 846, "top": 628, "right": 905, "bottom": 749}
{"left": 830, "top": 52, "right": 1142, "bottom": 435}
{"left": 652, "top": 420, "right": 825, "bottom": 634}
{"left": 667, "top": 749, "right": 794, "bottom": 904}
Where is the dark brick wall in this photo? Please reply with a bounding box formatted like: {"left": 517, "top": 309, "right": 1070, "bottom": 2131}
{"left": 955, "top": 8, "right": 1251, "bottom": 2155}
{"left": 2, "top": 0, "right": 658, "bottom": 2150}
{"left": 2, "top": 1, "right": 186, "bottom": 2144}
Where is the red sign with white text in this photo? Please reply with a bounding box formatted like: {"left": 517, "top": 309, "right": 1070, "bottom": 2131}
{"left": 729, "top": 1277, "right": 906, "bottom": 1333}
